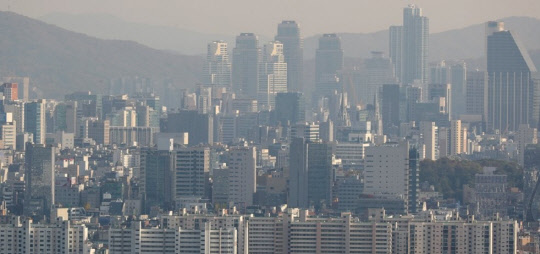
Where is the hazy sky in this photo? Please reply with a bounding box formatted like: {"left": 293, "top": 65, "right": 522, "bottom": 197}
{"left": 3, "top": 0, "right": 540, "bottom": 36}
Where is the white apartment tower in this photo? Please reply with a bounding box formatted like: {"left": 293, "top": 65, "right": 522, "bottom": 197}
{"left": 203, "top": 41, "right": 231, "bottom": 86}
{"left": 227, "top": 146, "right": 257, "bottom": 207}
{"left": 258, "top": 41, "right": 287, "bottom": 110}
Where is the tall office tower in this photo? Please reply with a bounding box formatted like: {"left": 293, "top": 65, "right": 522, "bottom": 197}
{"left": 25, "top": 143, "right": 55, "bottom": 218}
{"left": 486, "top": 21, "right": 538, "bottom": 133}
{"left": 275, "top": 21, "right": 303, "bottom": 92}
{"left": 203, "top": 41, "right": 231, "bottom": 86}
{"left": 258, "top": 41, "right": 288, "bottom": 110}
{"left": 24, "top": 100, "right": 46, "bottom": 144}
{"left": 420, "top": 121, "right": 438, "bottom": 160}
{"left": 227, "top": 146, "right": 256, "bottom": 207}
{"left": 232, "top": 33, "right": 260, "bottom": 98}
{"left": 381, "top": 84, "right": 400, "bottom": 136}
{"left": 450, "top": 62, "right": 467, "bottom": 117}
{"left": 314, "top": 34, "right": 344, "bottom": 101}
{"left": 408, "top": 147, "right": 420, "bottom": 213}
{"left": 438, "top": 127, "right": 449, "bottom": 157}
{"left": 360, "top": 52, "right": 397, "bottom": 106}
{"left": 466, "top": 70, "right": 486, "bottom": 116}
{"left": 288, "top": 138, "right": 308, "bottom": 208}
{"left": 54, "top": 101, "right": 77, "bottom": 133}
{"left": 402, "top": 5, "right": 429, "bottom": 85}
{"left": 174, "top": 147, "right": 209, "bottom": 200}
{"left": 389, "top": 26, "right": 403, "bottom": 82}
{"left": 364, "top": 143, "right": 413, "bottom": 211}
{"left": 306, "top": 142, "right": 333, "bottom": 210}
{"left": 165, "top": 111, "right": 213, "bottom": 145}
{"left": 140, "top": 148, "right": 175, "bottom": 211}
{"left": 1, "top": 83, "right": 18, "bottom": 102}
{"left": 275, "top": 92, "right": 305, "bottom": 125}
{"left": 288, "top": 138, "right": 332, "bottom": 209}
{"left": 450, "top": 120, "right": 466, "bottom": 155}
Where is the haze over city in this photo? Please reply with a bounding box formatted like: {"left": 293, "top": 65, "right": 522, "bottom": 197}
{"left": 3, "top": 0, "right": 540, "bottom": 36}
{"left": 0, "top": 1, "right": 538, "bottom": 253}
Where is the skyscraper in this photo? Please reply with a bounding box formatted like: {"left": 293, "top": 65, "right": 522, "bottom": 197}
{"left": 275, "top": 21, "right": 303, "bottom": 92}
{"left": 25, "top": 143, "right": 55, "bottom": 218}
{"left": 360, "top": 52, "right": 396, "bottom": 106}
{"left": 288, "top": 138, "right": 332, "bottom": 210}
{"left": 258, "top": 41, "right": 287, "bottom": 110}
{"left": 24, "top": 100, "right": 46, "bottom": 144}
{"left": 288, "top": 137, "right": 308, "bottom": 208}
{"left": 315, "top": 34, "right": 344, "bottom": 101}
{"left": 389, "top": 26, "right": 403, "bottom": 83}
{"left": 275, "top": 92, "right": 305, "bottom": 125}
{"left": 466, "top": 70, "right": 486, "bottom": 117}
{"left": 381, "top": 84, "right": 400, "bottom": 136}
{"left": 232, "top": 33, "right": 260, "bottom": 99}
{"left": 227, "top": 146, "right": 257, "bottom": 207}
{"left": 140, "top": 148, "right": 175, "bottom": 211}
{"left": 203, "top": 41, "right": 231, "bottom": 87}
{"left": 486, "top": 21, "right": 538, "bottom": 133}
{"left": 174, "top": 147, "right": 210, "bottom": 200}
{"left": 402, "top": 5, "right": 429, "bottom": 85}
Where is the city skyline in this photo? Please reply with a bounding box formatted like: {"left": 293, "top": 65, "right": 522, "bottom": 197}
{"left": 3, "top": 0, "right": 540, "bottom": 37}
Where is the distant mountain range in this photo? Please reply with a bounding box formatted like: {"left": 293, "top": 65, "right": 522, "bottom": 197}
{"left": 303, "top": 16, "right": 540, "bottom": 63}
{"left": 0, "top": 11, "right": 203, "bottom": 99}
{"left": 1, "top": 12, "right": 539, "bottom": 99}
{"left": 41, "top": 13, "right": 540, "bottom": 65}
{"left": 39, "top": 13, "right": 235, "bottom": 56}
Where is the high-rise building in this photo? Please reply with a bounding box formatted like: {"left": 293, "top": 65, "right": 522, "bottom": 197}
{"left": 486, "top": 21, "right": 538, "bottom": 133}
{"left": 174, "top": 147, "right": 210, "bottom": 201}
{"left": 165, "top": 111, "right": 213, "bottom": 145}
{"left": 3, "top": 77, "right": 29, "bottom": 101}
{"left": 1, "top": 83, "right": 18, "bottom": 102}
{"left": 381, "top": 84, "right": 400, "bottom": 136}
{"left": 288, "top": 138, "right": 332, "bottom": 209}
{"left": 54, "top": 101, "right": 77, "bottom": 133}
{"left": 232, "top": 33, "right": 260, "bottom": 98}
{"left": 24, "top": 100, "right": 46, "bottom": 144}
{"left": 288, "top": 138, "right": 308, "bottom": 208}
{"left": 359, "top": 52, "right": 397, "bottom": 106}
{"left": 402, "top": 5, "right": 429, "bottom": 85}
{"left": 25, "top": 143, "right": 55, "bottom": 218}
{"left": 203, "top": 41, "right": 231, "bottom": 86}
{"left": 258, "top": 41, "right": 288, "bottom": 110}
{"left": 86, "top": 119, "right": 110, "bottom": 145}
{"left": 450, "top": 62, "right": 467, "bottom": 117}
{"left": 306, "top": 142, "right": 333, "bottom": 209}
{"left": 389, "top": 26, "right": 403, "bottom": 83}
{"left": 314, "top": 34, "right": 343, "bottom": 101}
{"left": 140, "top": 148, "right": 175, "bottom": 211}
{"left": 466, "top": 70, "right": 486, "bottom": 116}
{"left": 275, "top": 21, "right": 303, "bottom": 92}
{"left": 419, "top": 121, "right": 438, "bottom": 160}
{"left": 227, "top": 146, "right": 257, "bottom": 207}
{"left": 275, "top": 92, "right": 305, "bottom": 125}
{"left": 450, "top": 120, "right": 467, "bottom": 155}
{"left": 364, "top": 143, "right": 415, "bottom": 211}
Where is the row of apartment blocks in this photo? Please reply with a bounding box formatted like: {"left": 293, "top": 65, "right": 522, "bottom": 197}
{"left": 0, "top": 217, "right": 90, "bottom": 254}
{"left": 108, "top": 208, "right": 517, "bottom": 254}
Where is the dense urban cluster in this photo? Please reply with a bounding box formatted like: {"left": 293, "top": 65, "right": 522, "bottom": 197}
{"left": 0, "top": 4, "right": 539, "bottom": 254}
